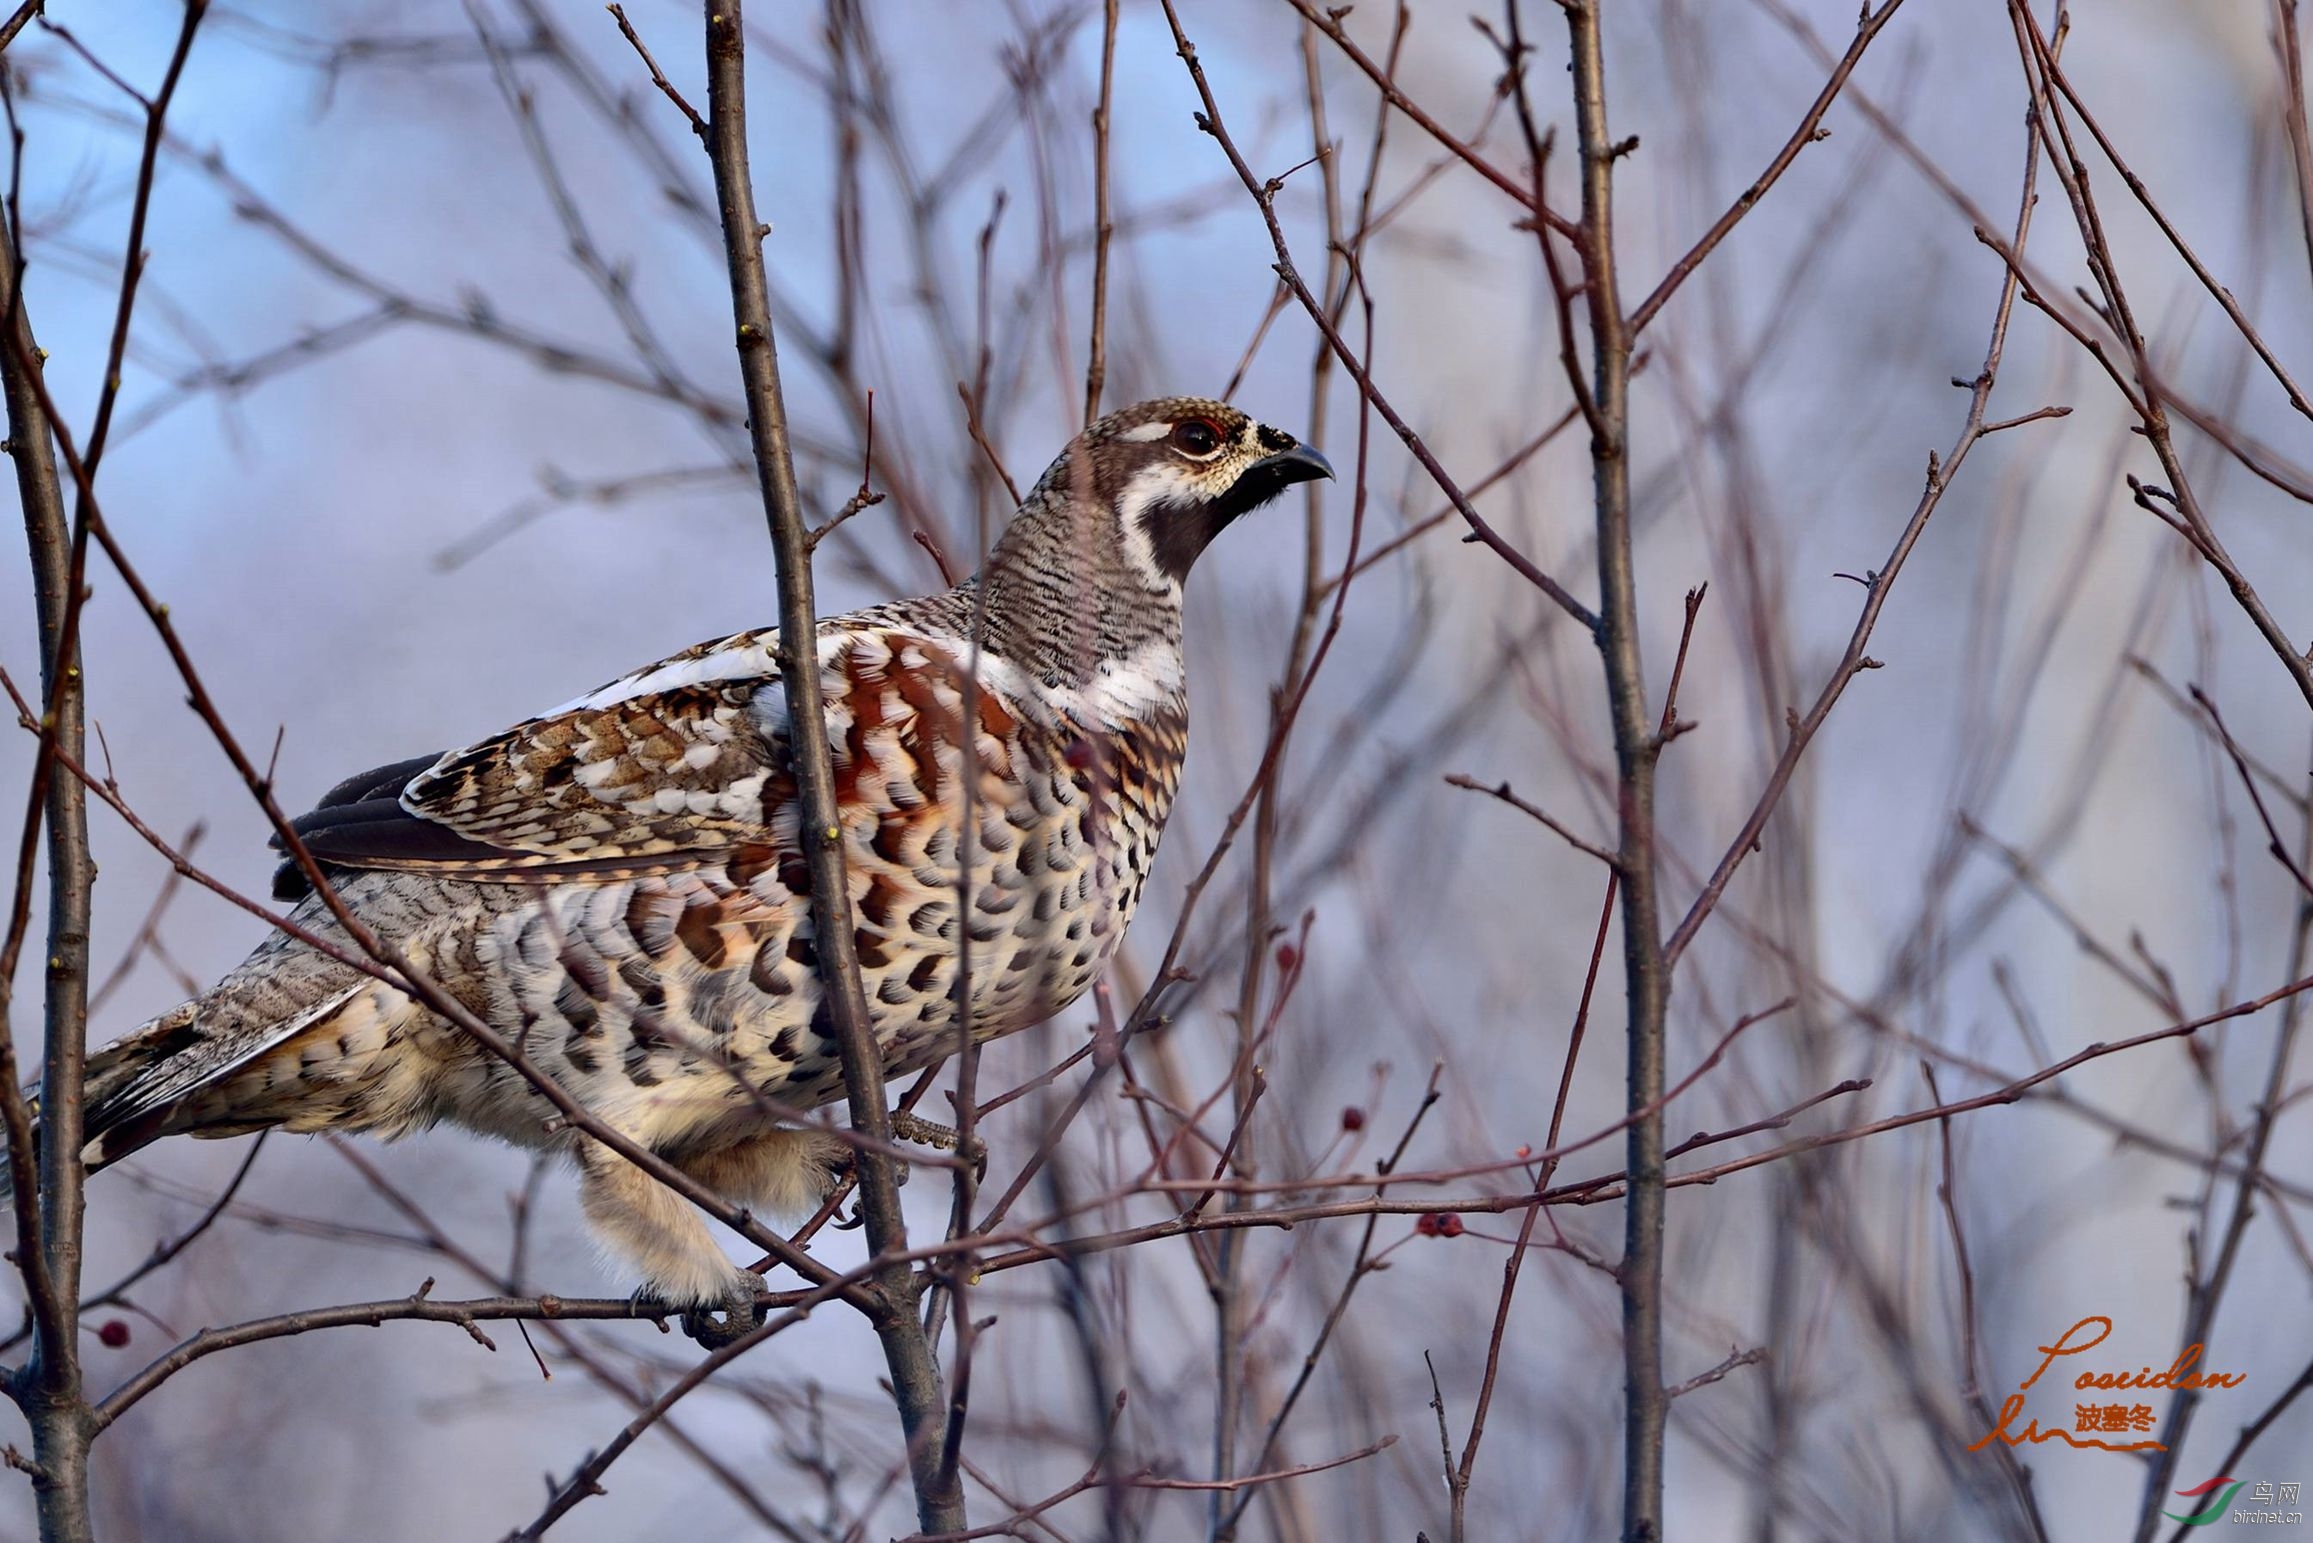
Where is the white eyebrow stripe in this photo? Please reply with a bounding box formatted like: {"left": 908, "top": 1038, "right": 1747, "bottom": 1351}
{"left": 1118, "top": 421, "right": 1171, "bottom": 442}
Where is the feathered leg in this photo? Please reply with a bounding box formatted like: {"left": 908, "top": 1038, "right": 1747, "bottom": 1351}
{"left": 575, "top": 1135, "right": 766, "bottom": 1347}
{"left": 676, "top": 1127, "right": 846, "bottom": 1215}
{"left": 579, "top": 1127, "right": 847, "bottom": 1346}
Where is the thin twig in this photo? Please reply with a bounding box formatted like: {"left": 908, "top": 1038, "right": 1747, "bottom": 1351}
{"left": 1664, "top": 79, "right": 2051, "bottom": 969}
{"left": 1156, "top": 1, "right": 1598, "bottom": 631}
{"left": 1666, "top": 1345, "right": 1768, "bottom": 1401}
{"left": 1628, "top": 1, "right": 1908, "bottom": 333}
{"left": 1082, "top": 0, "right": 1116, "bottom": 423}
{"left": 607, "top": 3, "right": 704, "bottom": 136}
{"left": 1442, "top": 775, "right": 1617, "bottom": 866}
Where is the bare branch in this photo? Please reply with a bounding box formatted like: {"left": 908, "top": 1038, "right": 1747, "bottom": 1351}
{"left": 698, "top": 3, "right": 962, "bottom": 1532}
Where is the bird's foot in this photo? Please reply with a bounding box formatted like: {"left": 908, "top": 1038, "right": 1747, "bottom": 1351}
{"left": 822, "top": 1113, "right": 987, "bottom": 1229}
{"left": 662, "top": 1274, "right": 767, "bottom": 1350}
{"left": 626, "top": 1282, "right": 675, "bottom": 1331}
{"left": 827, "top": 1149, "right": 905, "bottom": 1231}
{"left": 891, "top": 1111, "right": 988, "bottom": 1180}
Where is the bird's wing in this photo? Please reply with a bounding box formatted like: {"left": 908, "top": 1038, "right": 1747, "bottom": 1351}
{"left": 278, "top": 627, "right": 802, "bottom": 889}
{"left": 273, "top": 618, "right": 1030, "bottom": 897}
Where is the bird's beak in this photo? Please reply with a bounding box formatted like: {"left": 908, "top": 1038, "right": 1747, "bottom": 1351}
{"left": 1214, "top": 439, "right": 1336, "bottom": 526}
{"left": 1253, "top": 443, "right": 1334, "bottom": 486}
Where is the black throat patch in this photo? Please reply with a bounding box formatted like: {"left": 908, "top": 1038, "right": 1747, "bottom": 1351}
{"left": 1143, "top": 493, "right": 1222, "bottom": 584}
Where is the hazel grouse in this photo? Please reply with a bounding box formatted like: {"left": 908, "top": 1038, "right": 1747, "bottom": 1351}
{"left": 66, "top": 396, "right": 1330, "bottom": 1343}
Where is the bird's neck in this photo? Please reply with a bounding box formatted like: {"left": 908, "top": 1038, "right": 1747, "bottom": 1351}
{"left": 959, "top": 492, "right": 1184, "bottom": 689}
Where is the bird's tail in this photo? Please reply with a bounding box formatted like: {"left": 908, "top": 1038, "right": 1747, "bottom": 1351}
{"left": 78, "top": 998, "right": 221, "bottom": 1171}
{"left": 0, "top": 1002, "right": 199, "bottom": 1208}
{"left": 20, "top": 947, "right": 370, "bottom": 1198}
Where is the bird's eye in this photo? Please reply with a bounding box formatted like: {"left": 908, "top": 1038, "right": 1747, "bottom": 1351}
{"left": 1170, "top": 418, "right": 1223, "bottom": 458}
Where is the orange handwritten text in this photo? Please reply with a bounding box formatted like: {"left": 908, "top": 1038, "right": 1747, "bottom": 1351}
{"left": 1967, "top": 1316, "right": 2247, "bottom": 1455}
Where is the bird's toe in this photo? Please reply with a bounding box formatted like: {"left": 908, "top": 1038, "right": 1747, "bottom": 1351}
{"left": 680, "top": 1296, "right": 764, "bottom": 1350}
{"left": 667, "top": 1273, "right": 767, "bottom": 1350}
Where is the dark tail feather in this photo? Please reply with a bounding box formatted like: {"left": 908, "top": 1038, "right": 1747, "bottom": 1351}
{"left": 11, "top": 1001, "right": 214, "bottom": 1181}
{"left": 80, "top": 1000, "right": 208, "bottom": 1171}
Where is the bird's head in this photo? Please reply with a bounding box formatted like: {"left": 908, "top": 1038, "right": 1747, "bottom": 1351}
{"left": 1025, "top": 396, "right": 1333, "bottom": 589}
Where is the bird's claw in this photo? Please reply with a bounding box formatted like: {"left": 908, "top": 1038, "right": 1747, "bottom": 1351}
{"left": 626, "top": 1284, "right": 675, "bottom": 1332}
{"left": 672, "top": 1279, "right": 767, "bottom": 1350}
{"left": 826, "top": 1141, "right": 909, "bottom": 1215}
{"left": 890, "top": 1111, "right": 988, "bottom": 1181}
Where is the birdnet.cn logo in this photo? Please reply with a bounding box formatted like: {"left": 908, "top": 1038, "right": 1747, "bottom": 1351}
{"left": 2162, "top": 1478, "right": 2303, "bottom": 1528}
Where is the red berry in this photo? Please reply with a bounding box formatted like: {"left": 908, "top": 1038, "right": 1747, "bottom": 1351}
{"left": 1416, "top": 1211, "right": 1463, "bottom": 1239}
{"left": 1275, "top": 943, "right": 1299, "bottom": 972}
{"left": 1341, "top": 1106, "right": 1366, "bottom": 1132}
{"left": 1415, "top": 1214, "right": 1440, "bottom": 1236}
{"left": 96, "top": 1320, "right": 130, "bottom": 1348}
